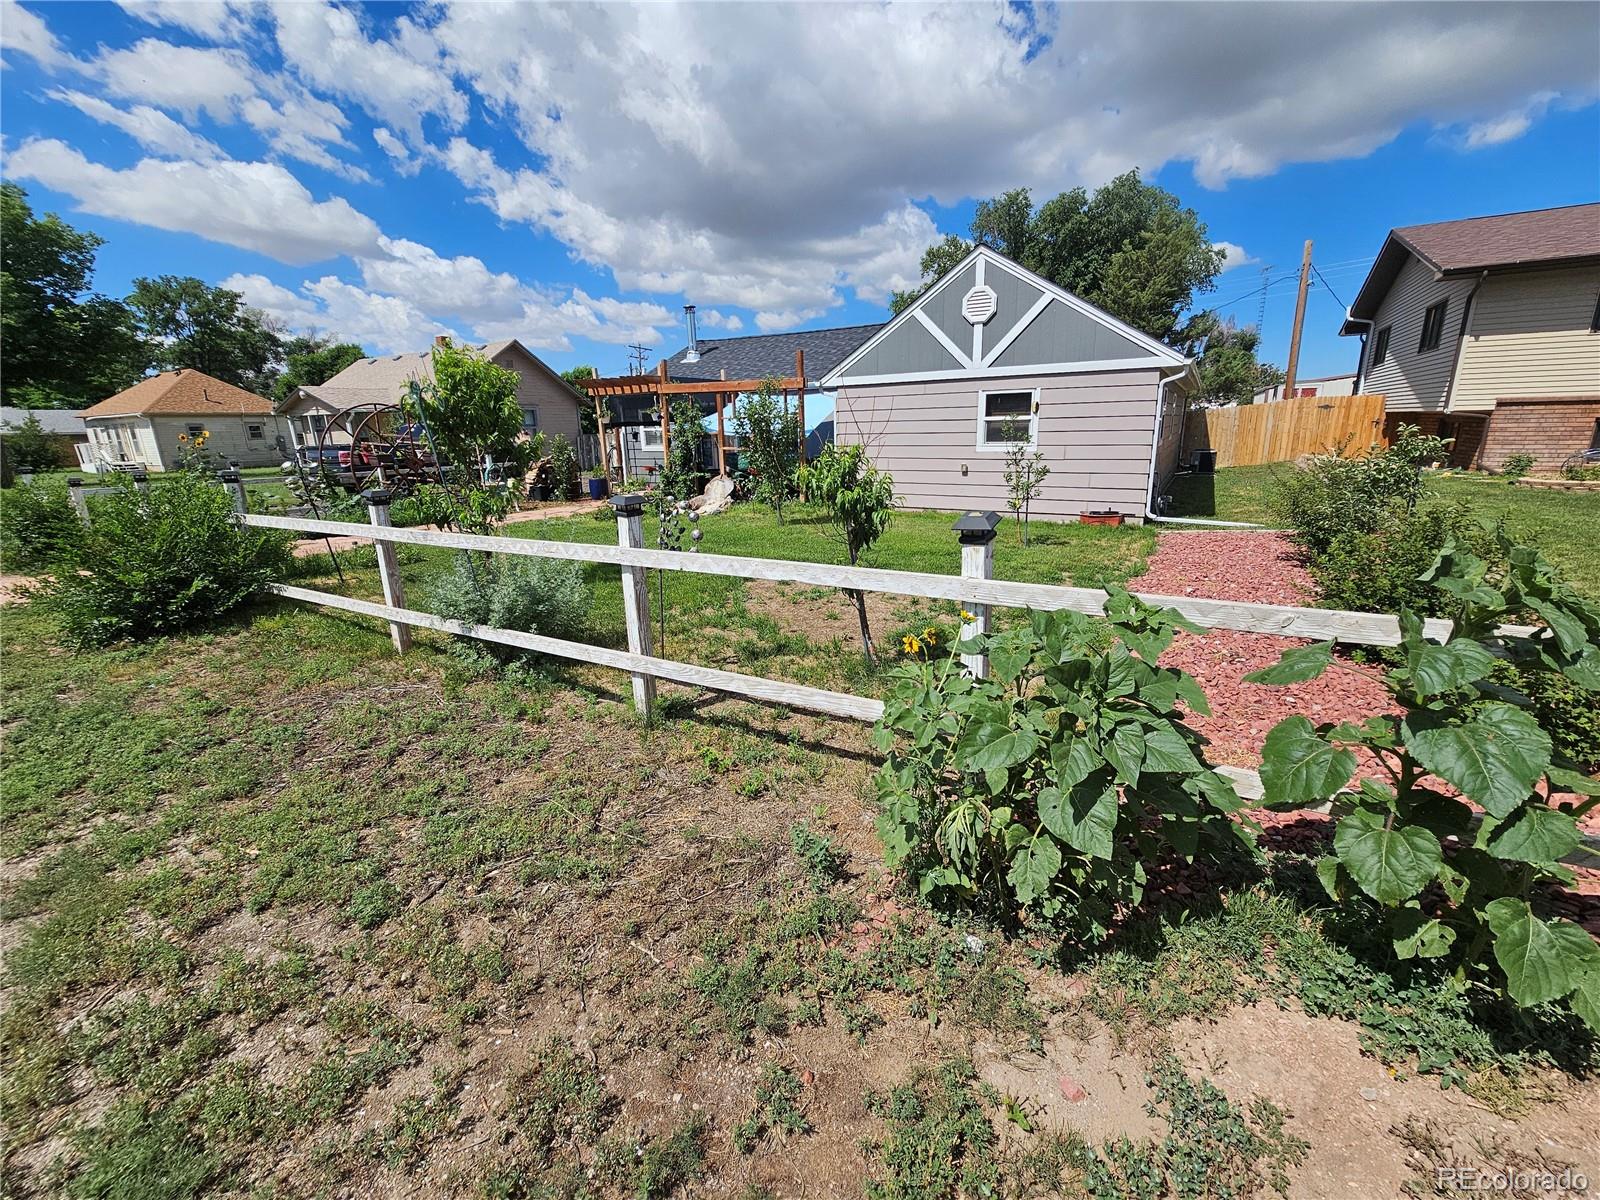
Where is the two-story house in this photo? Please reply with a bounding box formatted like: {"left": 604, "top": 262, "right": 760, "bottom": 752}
{"left": 1340, "top": 203, "right": 1600, "bottom": 471}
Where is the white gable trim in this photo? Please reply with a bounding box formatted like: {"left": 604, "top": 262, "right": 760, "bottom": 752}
{"left": 822, "top": 245, "right": 1187, "bottom": 386}
{"left": 828, "top": 357, "right": 1178, "bottom": 388}
{"left": 912, "top": 309, "right": 974, "bottom": 369}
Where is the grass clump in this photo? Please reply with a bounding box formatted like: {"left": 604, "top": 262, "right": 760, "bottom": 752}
{"left": 734, "top": 1062, "right": 810, "bottom": 1153}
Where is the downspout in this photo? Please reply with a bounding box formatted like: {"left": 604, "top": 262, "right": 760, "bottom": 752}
{"left": 1344, "top": 311, "right": 1375, "bottom": 393}
{"left": 1144, "top": 363, "right": 1191, "bottom": 520}
{"left": 1440, "top": 270, "right": 1489, "bottom": 468}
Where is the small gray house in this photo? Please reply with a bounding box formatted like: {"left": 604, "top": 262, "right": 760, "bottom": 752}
{"left": 821, "top": 246, "right": 1195, "bottom": 523}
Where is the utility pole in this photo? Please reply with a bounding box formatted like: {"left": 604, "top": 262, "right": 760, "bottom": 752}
{"left": 626, "top": 343, "right": 650, "bottom": 376}
{"left": 1282, "top": 239, "right": 1313, "bottom": 400}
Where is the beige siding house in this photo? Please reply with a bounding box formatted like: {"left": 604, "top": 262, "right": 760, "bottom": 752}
{"left": 1342, "top": 204, "right": 1600, "bottom": 471}
{"left": 822, "top": 246, "right": 1196, "bottom": 523}
{"left": 79, "top": 370, "right": 285, "bottom": 472}
{"left": 279, "top": 337, "right": 587, "bottom": 456}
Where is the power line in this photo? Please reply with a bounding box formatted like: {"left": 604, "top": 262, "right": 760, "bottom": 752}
{"left": 1311, "top": 265, "right": 1349, "bottom": 311}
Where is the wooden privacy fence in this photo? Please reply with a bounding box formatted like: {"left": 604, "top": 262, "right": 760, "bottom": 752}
{"left": 1181, "top": 393, "right": 1387, "bottom": 468}
{"left": 235, "top": 488, "right": 1528, "bottom": 802}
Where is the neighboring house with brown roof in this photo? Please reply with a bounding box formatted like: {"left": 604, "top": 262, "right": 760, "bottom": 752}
{"left": 278, "top": 336, "right": 588, "bottom": 458}
{"left": 1340, "top": 203, "right": 1600, "bottom": 471}
{"left": 79, "top": 370, "right": 286, "bottom": 472}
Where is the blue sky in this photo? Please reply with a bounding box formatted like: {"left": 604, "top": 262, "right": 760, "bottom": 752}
{"left": 3, "top": 0, "right": 1597, "bottom": 400}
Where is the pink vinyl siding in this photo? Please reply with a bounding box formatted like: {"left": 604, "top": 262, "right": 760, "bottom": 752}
{"left": 833, "top": 369, "right": 1164, "bottom": 521}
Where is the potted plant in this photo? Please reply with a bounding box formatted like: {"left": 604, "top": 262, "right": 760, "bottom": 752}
{"left": 1080, "top": 509, "right": 1124, "bottom": 526}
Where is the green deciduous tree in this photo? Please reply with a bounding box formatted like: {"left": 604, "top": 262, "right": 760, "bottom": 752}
{"left": 1180, "top": 314, "right": 1283, "bottom": 408}
{"left": 271, "top": 337, "right": 367, "bottom": 406}
{"left": 735, "top": 379, "right": 800, "bottom": 524}
{"left": 0, "top": 183, "right": 150, "bottom": 407}
{"left": 800, "top": 443, "right": 896, "bottom": 666}
{"left": 127, "top": 275, "right": 283, "bottom": 394}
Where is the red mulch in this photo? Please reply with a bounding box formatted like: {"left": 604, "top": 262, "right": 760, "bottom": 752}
{"left": 1138, "top": 531, "right": 1599, "bottom": 914}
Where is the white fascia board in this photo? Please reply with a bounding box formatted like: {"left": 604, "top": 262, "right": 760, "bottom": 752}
{"left": 831, "top": 357, "right": 1178, "bottom": 388}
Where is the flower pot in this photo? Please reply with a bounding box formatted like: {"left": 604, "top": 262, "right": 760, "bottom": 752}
{"left": 1080, "top": 510, "right": 1124, "bottom": 526}
{"left": 587, "top": 476, "right": 610, "bottom": 500}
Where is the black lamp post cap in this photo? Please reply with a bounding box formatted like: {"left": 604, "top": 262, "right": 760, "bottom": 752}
{"left": 610, "top": 493, "right": 645, "bottom": 516}
{"left": 953, "top": 511, "right": 1001, "bottom": 544}
{"left": 361, "top": 488, "right": 393, "bottom": 506}
{"left": 219, "top": 469, "right": 241, "bottom": 483}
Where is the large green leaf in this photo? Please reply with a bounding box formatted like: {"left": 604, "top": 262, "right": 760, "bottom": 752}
{"left": 1486, "top": 898, "right": 1600, "bottom": 1007}
{"left": 1244, "top": 641, "right": 1334, "bottom": 686}
{"left": 1105, "top": 723, "right": 1145, "bottom": 787}
{"left": 1007, "top": 834, "right": 1062, "bottom": 906}
{"left": 1406, "top": 640, "right": 1497, "bottom": 698}
{"left": 1404, "top": 705, "right": 1551, "bottom": 819}
{"left": 1484, "top": 803, "right": 1581, "bottom": 867}
{"left": 1572, "top": 965, "right": 1600, "bottom": 1033}
{"left": 1141, "top": 721, "right": 1202, "bottom": 774}
{"left": 986, "top": 629, "right": 1035, "bottom": 685}
{"left": 957, "top": 721, "right": 1039, "bottom": 775}
{"left": 1038, "top": 779, "right": 1118, "bottom": 860}
{"left": 1333, "top": 809, "right": 1441, "bottom": 905}
{"left": 1049, "top": 737, "right": 1101, "bottom": 790}
{"left": 1259, "top": 716, "right": 1356, "bottom": 805}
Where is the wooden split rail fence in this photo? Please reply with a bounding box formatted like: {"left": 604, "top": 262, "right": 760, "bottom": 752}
{"left": 231, "top": 486, "right": 1530, "bottom": 803}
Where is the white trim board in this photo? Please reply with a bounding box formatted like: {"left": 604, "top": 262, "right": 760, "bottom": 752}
{"left": 828, "top": 357, "right": 1176, "bottom": 389}
{"left": 822, "top": 244, "right": 1188, "bottom": 386}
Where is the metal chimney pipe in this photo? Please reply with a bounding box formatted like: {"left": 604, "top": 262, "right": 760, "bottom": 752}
{"left": 683, "top": 304, "right": 699, "bottom": 363}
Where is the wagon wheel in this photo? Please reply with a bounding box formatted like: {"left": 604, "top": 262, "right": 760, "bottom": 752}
{"left": 315, "top": 402, "right": 437, "bottom": 497}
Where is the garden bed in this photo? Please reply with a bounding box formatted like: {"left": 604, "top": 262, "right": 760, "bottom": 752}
{"left": 1514, "top": 476, "right": 1600, "bottom": 491}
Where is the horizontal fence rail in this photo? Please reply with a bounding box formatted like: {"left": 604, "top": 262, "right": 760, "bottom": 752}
{"left": 243, "top": 512, "right": 1486, "bottom": 648}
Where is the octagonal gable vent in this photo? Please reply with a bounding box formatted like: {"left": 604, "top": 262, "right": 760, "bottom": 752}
{"left": 961, "top": 284, "right": 997, "bottom": 325}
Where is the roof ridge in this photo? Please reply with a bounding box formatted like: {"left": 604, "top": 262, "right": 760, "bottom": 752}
{"left": 674, "top": 321, "right": 885, "bottom": 350}
{"left": 1397, "top": 201, "right": 1600, "bottom": 232}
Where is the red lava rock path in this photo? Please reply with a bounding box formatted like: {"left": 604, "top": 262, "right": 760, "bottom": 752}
{"left": 1141, "top": 531, "right": 1599, "bottom": 911}
{"left": 1140, "top": 531, "right": 1396, "bottom": 770}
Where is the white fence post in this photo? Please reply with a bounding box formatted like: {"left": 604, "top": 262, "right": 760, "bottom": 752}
{"left": 364, "top": 489, "right": 411, "bottom": 654}
{"left": 612, "top": 494, "right": 656, "bottom": 715}
{"left": 219, "top": 467, "right": 247, "bottom": 514}
{"left": 954, "top": 511, "right": 999, "bottom": 678}
{"left": 66, "top": 476, "right": 89, "bottom": 521}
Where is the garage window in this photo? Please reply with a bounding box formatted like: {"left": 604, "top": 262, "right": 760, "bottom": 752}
{"left": 978, "top": 389, "right": 1037, "bottom": 448}
{"left": 1371, "top": 326, "right": 1392, "bottom": 366}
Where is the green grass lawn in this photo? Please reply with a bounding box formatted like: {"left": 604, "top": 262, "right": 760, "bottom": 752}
{"left": 1166, "top": 464, "right": 1599, "bottom": 596}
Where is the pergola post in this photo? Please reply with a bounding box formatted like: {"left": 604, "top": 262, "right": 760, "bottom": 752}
{"left": 795, "top": 348, "right": 807, "bottom": 466}
{"left": 657, "top": 360, "right": 670, "bottom": 469}
{"left": 716, "top": 368, "right": 728, "bottom": 476}
{"left": 953, "top": 511, "right": 1000, "bottom": 678}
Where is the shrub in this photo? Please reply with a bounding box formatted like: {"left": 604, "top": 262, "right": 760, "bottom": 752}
{"left": 1270, "top": 423, "right": 1451, "bottom": 557}
{"left": 1309, "top": 503, "right": 1506, "bottom": 618}
{"left": 546, "top": 434, "right": 579, "bottom": 501}
{"left": 426, "top": 553, "right": 588, "bottom": 665}
{"left": 1247, "top": 532, "right": 1600, "bottom": 1033}
{"left": 1562, "top": 462, "right": 1600, "bottom": 482}
{"left": 38, "top": 473, "right": 293, "bottom": 647}
{"left": 735, "top": 379, "right": 800, "bottom": 523}
{"left": 873, "top": 592, "right": 1253, "bottom": 940}
{"left": 1, "top": 479, "right": 83, "bottom": 571}
{"left": 1500, "top": 452, "right": 1535, "bottom": 480}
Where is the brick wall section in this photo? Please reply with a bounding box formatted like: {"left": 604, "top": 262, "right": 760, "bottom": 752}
{"left": 1478, "top": 397, "right": 1600, "bottom": 473}
{"left": 1381, "top": 411, "right": 1485, "bottom": 468}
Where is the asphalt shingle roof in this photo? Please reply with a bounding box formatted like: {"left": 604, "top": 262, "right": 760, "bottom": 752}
{"left": 0, "top": 406, "right": 88, "bottom": 434}
{"left": 664, "top": 324, "right": 884, "bottom": 384}
{"left": 81, "top": 370, "right": 273, "bottom": 418}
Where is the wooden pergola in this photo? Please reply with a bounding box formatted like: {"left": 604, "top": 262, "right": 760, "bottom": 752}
{"left": 578, "top": 351, "right": 807, "bottom": 483}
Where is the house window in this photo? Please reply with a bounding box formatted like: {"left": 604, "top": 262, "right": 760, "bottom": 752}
{"left": 246, "top": 423, "right": 264, "bottom": 440}
{"left": 1418, "top": 300, "right": 1448, "bottom": 352}
{"left": 186, "top": 423, "right": 206, "bottom": 438}
{"left": 521, "top": 408, "right": 539, "bottom": 435}
{"left": 638, "top": 426, "right": 663, "bottom": 449}
{"left": 1371, "top": 326, "right": 1392, "bottom": 366}
{"left": 978, "top": 389, "right": 1037, "bottom": 448}
{"left": 1459, "top": 295, "right": 1474, "bottom": 337}
{"left": 1590, "top": 296, "right": 1600, "bottom": 334}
